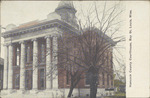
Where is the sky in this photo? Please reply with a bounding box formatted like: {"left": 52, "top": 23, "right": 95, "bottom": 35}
{"left": 1, "top": 1, "right": 59, "bottom": 27}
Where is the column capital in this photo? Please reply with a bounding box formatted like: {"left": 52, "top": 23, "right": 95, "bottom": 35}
{"left": 8, "top": 43, "right": 13, "bottom": 46}
{"left": 3, "top": 43, "right": 9, "bottom": 47}
{"left": 31, "top": 38, "right": 37, "bottom": 42}
{"left": 52, "top": 34, "right": 59, "bottom": 38}
{"left": 44, "top": 35, "right": 51, "bottom": 39}
{"left": 4, "top": 42, "right": 13, "bottom": 46}
{"left": 19, "top": 40, "right": 25, "bottom": 44}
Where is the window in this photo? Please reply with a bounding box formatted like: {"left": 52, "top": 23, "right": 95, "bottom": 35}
{"left": 16, "top": 47, "right": 20, "bottom": 66}
{"left": 15, "top": 74, "right": 19, "bottom": 88}
{"left": 25, "top": 70, "right": 32, "bottom": 90}
{"left": 25, "top": 44, "right": 33, "bottom": 64}
{"left": 111, "top": 53, "right": 113, "bottom": 68}
{"left": 107, "top": 52, "right": 112, "bottom": 68}
{"left": 102, "top": 73, "right": 105, "bottom": 85}
{"left": 111, "top": 75, "right": 113, "bottom": 86}
{"left": 85, "top": 72, "right": 99, "bottom": 85}
{"left": 107, "top": 74, "right": 109, "bottom": 86}
{"left": 15, "top": 46, "right": 20, "bottom": 66}
{"left": 107, "top": 52, "right": 109, "bottom": 67}
{"left": 40, "top": 43, "right": 46, "bottom": 63}
{"left": 97, "top": 75, "right": 99, "bottom": 85}
{"left": 85, "top": 72, "right": 90, "bottom": 85}
{"left": 66, "top": 71, "right": 69, "bottom": 85}
{"left": 39, "top": 69, "right": 45, "bottom": 90}
{"left": 26, "top": 46, "right": 30, "bottom": 63}
{"left": 25, "top": 70, "right": 28, "bottom": 89}
{"left": 66, "top": 48, "right": 69, "bottom": 61}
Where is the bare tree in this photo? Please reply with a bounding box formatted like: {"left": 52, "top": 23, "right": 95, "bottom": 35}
{"left": 75, "top": 1, "right": 125, "bottom": 98}
{"left": 46, "top": 1, "right": 125, "bottom": 98}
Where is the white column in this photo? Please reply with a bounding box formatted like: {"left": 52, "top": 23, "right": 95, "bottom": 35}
{"left": 32, "top": 39, "right": 38, "bottom": 90}
{"left": 45, "top": 36, "right": 52, "bottom": 89}
{"left": 3, "top": 44, "right": 8, "bottom": 89}
{"left": 52, "top": 36, "right": 58, "bottom": 88}
{"left": 8, "top": 44, "right": 13, "bottom": 89}
{"left": 20, "top": 41, "right": 25, "bottom": 90}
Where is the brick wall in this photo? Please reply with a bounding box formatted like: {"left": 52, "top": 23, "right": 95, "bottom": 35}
{"left": 57, "top": 31, "right": 114, "bottom": 89}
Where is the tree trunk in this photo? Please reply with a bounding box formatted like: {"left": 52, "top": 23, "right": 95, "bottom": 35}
{"left": 90, "top": 72, "right": 98, "bottom": 98}
{"left": 67, "top": 77, "right": 81, "bottom": 98}
{"left": 68, "top": 86, "right": 74, "bottom": 98}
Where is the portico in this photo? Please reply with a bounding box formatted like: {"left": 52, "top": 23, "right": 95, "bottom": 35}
{"left": 3, "top": 33, "right": 59, "bottom": 91}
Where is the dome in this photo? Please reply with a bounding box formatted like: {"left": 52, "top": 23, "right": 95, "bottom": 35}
{"left": 55, "top": 1, "right": 76, "bottom": 12}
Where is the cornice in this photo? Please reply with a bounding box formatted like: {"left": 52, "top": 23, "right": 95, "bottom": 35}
{"left": 2, "top": 19, "right": 79, "bottom": 38}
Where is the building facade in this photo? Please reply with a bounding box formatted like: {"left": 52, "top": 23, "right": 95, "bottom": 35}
{"left": 1, "top": 1, "right": 114, "bottom": 98}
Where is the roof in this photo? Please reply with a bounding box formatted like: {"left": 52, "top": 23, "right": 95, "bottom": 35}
{"left": 82, "top": 27, "right": 116, "bottom": 46}
{"left": 2, "top": 19, "right": 79, "bottom": 38}
{"left": 17, "top": 20, "right": 39, "bottom": 29}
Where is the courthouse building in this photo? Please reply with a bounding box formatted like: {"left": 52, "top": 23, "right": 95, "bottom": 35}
{"left": 1, "top": 1, "right": 114, "bottom": 97}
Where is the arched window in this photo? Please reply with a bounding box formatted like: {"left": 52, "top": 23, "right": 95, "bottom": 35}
{"left": 107, "top": 52, "right": 109, "bottom": 66}
{"left": 97, "top": 75, "right": 99, "bottom": 85}
{"left": 66, "top": 48, "right": 69, "bottom": 62}
{"left": 66, "top": 71, "right": 69, "bottom": 85}
{"left": 102, "top": 73, "right": 105, "bottom": 85}
{"left": 107, "top": 74, "right": 109, "bottom": 86}
{"left": 111, "top": 75, "right": 113, "bottom": 86}
{"left": 110, "top": 51, "right": 113, "bottom": 68}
